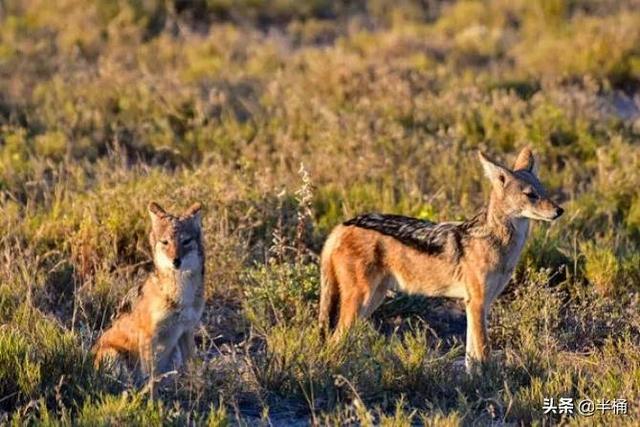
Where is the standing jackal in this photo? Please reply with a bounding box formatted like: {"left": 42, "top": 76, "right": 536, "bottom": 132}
{"left": 319, "top": 147, "right": 563, "bottom": 370}
{"left": 93, "top": 202, "right": 205, "bottom": 381}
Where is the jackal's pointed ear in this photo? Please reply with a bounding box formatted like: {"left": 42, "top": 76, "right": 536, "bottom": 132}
{"left": 479, "top": 151, "right": 512, "bottom": 188}
{"left": 184, "top": 202, "right": 202, "bottom": 227}
{"left": 513, "top": 146, "right": 537, "bottom": 173}
{"left": 148, "top": 202, "right": 167, "bottom": 228}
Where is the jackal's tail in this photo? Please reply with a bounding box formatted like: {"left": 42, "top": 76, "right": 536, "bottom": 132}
{"left": 319, "top": 232, "right": 340, "bottom": 334}
{"left": 319, "top": 260, "right": 339, "bottom": 333}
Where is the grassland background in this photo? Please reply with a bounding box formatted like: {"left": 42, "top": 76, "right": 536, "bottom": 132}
{"left": 1, "top": 0, "right": 639, "bottom": 425}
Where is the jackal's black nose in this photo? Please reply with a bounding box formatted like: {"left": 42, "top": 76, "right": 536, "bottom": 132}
{"left": 554, "top": 207, "right": 564, "bottom": 219}
{"left": 173, "top": 258, "right": 181, "bottom": 268}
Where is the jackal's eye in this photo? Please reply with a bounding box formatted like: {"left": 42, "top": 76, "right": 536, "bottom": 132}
{"left": 181, "top": 237, "right": 193, "bottom": 245}
{"left": 160, "top": 239, "right": 169, "bottom": 245}
{"left": 524, "top": 190, "right": 538, "bottom": 200}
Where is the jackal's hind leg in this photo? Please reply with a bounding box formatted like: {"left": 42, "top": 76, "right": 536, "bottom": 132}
{"left": 94, "top": 346, "right": 121, "bottom": 369}
{"left": 334, "top": 268, "right": 386, "bottom": 338}
{"left": 360, "top": 275, "right": 389, "bottom": 318}
{"left": 93, "top": 321, "right": 137, "bottom": 371}
{"left": 334, "top": 291, "right": 363, "bottom": 337}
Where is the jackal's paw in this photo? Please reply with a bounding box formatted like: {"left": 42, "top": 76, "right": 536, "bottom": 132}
{"left": 463, "top": 353, "right": 492, "bottom": 375}
{"left": 170, "top": 347, "right": 184, "bottom": 370}
{"left": 451, "top": 356, "right": 466, "bottom": 372}
{"left": 491, "top": 349, "right": 504, "bottom": 361}
{"left": 464, "top": 359, "right": 481, "bottom": 376}
{"left": 459, "top": 350, "right": 504, "bottom": 375}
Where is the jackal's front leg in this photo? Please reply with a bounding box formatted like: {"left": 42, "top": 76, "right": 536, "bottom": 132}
{"left": 177, "top": 330, "right": 196, "bottom": 364}
{"left": 464, "top": 299, "right": 490, "bottom": 373}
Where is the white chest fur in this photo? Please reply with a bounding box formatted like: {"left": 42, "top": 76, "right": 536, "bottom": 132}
{"left": 487, "top": 218, "right": 529, "bottom": 302}
{"left": 504, "top": 218, "right": 529, "bottom": 272}
{"left": 151, "top": 249, "right": 204, "bottom": 330}
{"left": 173, "top": 266, "right": 204, "bottom": 328}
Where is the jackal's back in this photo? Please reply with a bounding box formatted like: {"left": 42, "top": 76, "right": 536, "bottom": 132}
{"left": 343, "top": 213, "right": 470, "bottom": 260}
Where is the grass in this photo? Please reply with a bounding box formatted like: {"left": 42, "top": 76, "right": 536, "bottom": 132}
{"left": 0, "top": 0, "right": 639, "bottom": 424}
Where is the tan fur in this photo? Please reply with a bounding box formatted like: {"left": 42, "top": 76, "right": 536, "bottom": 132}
{"left": 93, "top": 202, "right": 205, "bottom": 381}
{"left": 319, "top": 148, "right": 563, "bottom": 371}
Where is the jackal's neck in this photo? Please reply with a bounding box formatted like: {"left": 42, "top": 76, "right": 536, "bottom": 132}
{"left": 483, "top": 196, "right": 528, "bottom": 247}
{"left": 152, "top": 262, "right": 204, "bottom": 303}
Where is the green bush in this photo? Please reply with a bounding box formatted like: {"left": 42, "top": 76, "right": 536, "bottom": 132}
{"left": 1, "top": 0, "right": 639, "bottom": 423}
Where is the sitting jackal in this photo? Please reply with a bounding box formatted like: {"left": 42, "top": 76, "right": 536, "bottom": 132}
{"left": 319, "top": 147, "right": 564, "bottom": 370}
{"left": 93, "top": 202, "right": 205, "bottom": 380}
